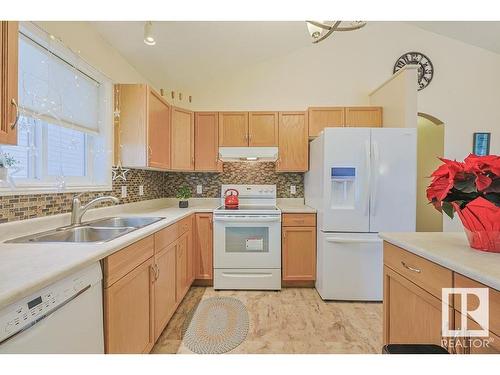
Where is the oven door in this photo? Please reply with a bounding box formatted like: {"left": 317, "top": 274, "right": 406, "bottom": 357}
{"left": 213, "top": 215, "right": 281, "bottom": 269}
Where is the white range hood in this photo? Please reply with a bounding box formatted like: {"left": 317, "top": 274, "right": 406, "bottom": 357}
{"left": 218, "top": 147, "right": 279, "bottom": 162}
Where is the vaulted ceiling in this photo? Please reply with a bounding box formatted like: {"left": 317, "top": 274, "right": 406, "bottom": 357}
{"left": 92, "top": 21, "right": 500, "bottom": 90}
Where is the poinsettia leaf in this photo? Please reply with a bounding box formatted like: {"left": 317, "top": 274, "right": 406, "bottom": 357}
{"left": 484, "top": 178, "right": 500, "bottom": 194}
{"left": 484, "top": 193, "right": 500, "bottom": 207}
{"left": 454, "top": 175, "right": 477, "bottom": 193}
{"left": 442, "top": 201, "right": 455, "bottom": 219}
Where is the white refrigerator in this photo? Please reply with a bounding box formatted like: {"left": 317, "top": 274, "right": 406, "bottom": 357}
{"left": 305, "top": 128, "right": 416, "bottom": 301}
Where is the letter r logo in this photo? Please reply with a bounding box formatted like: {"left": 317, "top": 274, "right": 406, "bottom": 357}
{"left": 442, "top": 288, "right": 489, "bottom": 337}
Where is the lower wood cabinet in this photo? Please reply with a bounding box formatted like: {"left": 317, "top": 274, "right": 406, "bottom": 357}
{"left": 383, "top": 241, "right": 500, "bottom": 354}
{"left": 153, "top": 242, "right": 177, "bottom": 341}
{"left": 176, "top": 232, "right": 190, "bottom": 300}
{"left": 282, "top": 214, "right": 316, "bottom": 282}
{"left": 104, "top": 257, "right": 155, "bottom": 354}
{"left": 194, "top": 213, "right": 213, "bottom": 281}
{"left": 104, "top": 214, "right": 202, "bottom": 353}
{"left": 383, "top": 265, "right": 448, "bottom": 347}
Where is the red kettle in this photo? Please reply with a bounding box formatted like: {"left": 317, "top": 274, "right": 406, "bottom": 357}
{"left": 224, "top": 189, "right": 239, "bottom": 209}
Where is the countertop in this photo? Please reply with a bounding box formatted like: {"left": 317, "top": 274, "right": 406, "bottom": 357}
{"left": 276, "top": 199, "right": 316, "bottom": 213}
{"left": 379, "top": 232, "right": 500, "bottom": 291}
{"left": 0, "top": 197, "right": 314, "bottom": 310}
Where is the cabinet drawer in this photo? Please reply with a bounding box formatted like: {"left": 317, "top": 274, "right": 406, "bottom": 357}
{"left": 154, "top": 215, "right": 191, "bottom": 252}
{"left": 103, "top": 235, "right": 154, "bottom": 287}
{"left": 383, "top": 242, "right": 452, "bottom": 300}
{"left": 282, "top": 213, "right": 316, "bottom": 227}
{"left": 454, "top": 273, "right": 500, "bottom": 337}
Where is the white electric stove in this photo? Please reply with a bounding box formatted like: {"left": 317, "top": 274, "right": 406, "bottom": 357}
{"left": 213, "top": 184, "right": 282, "bottom": 290}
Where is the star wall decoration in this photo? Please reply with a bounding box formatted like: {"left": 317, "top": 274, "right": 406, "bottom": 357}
{"left": 112, "top": 163, "right": 130, "bottom": 182}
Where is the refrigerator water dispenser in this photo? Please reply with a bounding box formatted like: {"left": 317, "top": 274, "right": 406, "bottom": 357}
{"left": 330, "top": 167, "right": 356, "bottom": 208}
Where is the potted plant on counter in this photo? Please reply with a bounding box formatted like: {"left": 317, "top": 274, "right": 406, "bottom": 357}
{"left": 427, "top": 154, "right": 500, "bottom": 252}
{"left": 176, "top": 185, "right": 192, "bottom": 208}
{"left": 0, "top": 152, "right": 18, "bottom": 187}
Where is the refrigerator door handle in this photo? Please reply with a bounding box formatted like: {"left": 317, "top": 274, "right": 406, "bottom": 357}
{"left": 371, "top": 141, "right": 380, "bottom": 217}
{"left": 364, "top": 140, "right": 371, "bottom": 216}
{"left": 325, "top": 237, "right": 382, "bottom": 244}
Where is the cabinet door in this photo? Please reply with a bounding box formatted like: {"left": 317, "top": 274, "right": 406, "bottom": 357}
{"left": 345, "top": 107, "right": 382, "bottom": 127}
{"left": 176, "top": 232, "right": 189, "bottom": 302}
{"left": 194, "top": 213, "right": 213, "bottom": 280}
{"left": 195, "top": 112, "right": 221, "bottom": 172}
{"left": 147, "top": 89, "right": 171, "bottom": 169}
{"left": 383, "top": 266, "right": 450, "bottom": 348}
{"left": 104, "top": 257, "right": 154, "bottom": 354}
{"left": 0, "top": 21, "right": 18, "bottom": 145}
{"left": 218, "top": 112, "right": 248, "bottom": 146}
{"left": 307, "top": 107, "right": 344, "bottom": 138}
{"left": 154, "top": 242, "right": 177, "bottom": 341}
{"left": 276, "top": 112, "right": 308, "bottom": 172}
{"left": 282, "top": 226, "right": 316, "bottom": 281}
{"left": 171, "top": 106, "right": 194, "bottom": 171}
{"left": 453, "top": 311, "right": 500, "bottom": 354}
{"left": 248, "top": 111, "right": 278, "bottom": 146}
{"left": 187, "top": 215, "right": 195, "bottom": 284}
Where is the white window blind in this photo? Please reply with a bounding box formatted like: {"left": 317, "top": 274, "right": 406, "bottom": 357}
{"left": 19, "top": 33, "right": 101, "bottom": 134}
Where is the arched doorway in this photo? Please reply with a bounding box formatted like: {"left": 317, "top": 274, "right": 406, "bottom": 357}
{"left": 416, "top": 112, "right": 445, "bottom": 232}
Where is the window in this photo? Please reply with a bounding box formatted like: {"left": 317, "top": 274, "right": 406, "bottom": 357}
{"left": 0, "top": 22, "right": 112, "bottom": 194}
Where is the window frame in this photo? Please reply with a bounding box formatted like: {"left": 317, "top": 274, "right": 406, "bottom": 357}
{"left": 0, "top": 22, "right": 113, "bottom": 196}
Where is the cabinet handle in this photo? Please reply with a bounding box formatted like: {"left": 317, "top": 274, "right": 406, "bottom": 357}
{"left": 401, "top": 261, "right": 421, "bottom": 273}
{"left": 150, "top": 265, "right": 156, "bottom": 281}
{"left": 155, "top": 264, "right": 160, "bottom": 280}
{"left": 148, "top": 145, "right": 153, "bottom": 158}
{"left": 10, "top": 98, "right": 19, "bottom": 130}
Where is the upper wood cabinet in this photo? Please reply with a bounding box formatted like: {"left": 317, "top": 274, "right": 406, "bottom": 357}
{"left": 171, "top": 106, "right": 194, "bottom": 171}
{"left": 218, "top": 112, "right": 248, "bottom": 147}
{"left": 248, "top": 111, "right": 278, "bottom": 146}
{"left": 148, "top": 90, "right": 171, "bottom": 169}
{"left": 195, "top": 112, "right": 222, "bottom": 172}
{"left": 118, "top": 84, "right": 171, "bottom": 170}
{"left": 308, "top": 107, "right": 344, "bottom": 138}
{"left": 345, "top": 107, "right": 382, "bottom": 127}
{"left": 0, "top": 21, "right": 18, "bottom": 145}
{"left": 307, "top": 106, "right": 383, "bottom": 137}
{"left": 276, "top": 112, "right": 308, "bottom": 172}
{"left": 194, "top": 213, "right": 213, "bottom": 281}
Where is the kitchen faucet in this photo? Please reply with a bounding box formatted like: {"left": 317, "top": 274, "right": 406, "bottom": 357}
{"left": 69, "top": 194, "right": 120, "bottom": 227}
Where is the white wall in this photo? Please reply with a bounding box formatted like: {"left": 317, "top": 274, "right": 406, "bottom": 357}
{"left": 417, "top": 116, "right": 445, "bottom": 232}
{"left": 35, "top": 22, "right": 152, "bottom": 85}
{"left": 188, "top": 22, "right": 500, "bottom": 231}
{"left": 369, "top": 66, "right": 418, "bottom": 128}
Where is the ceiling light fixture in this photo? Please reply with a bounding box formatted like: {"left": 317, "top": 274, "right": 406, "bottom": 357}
{"left": 144, "top": 21, "right": 156, "bottom": 46}
{"left": 305, "top": 21, "right": 367, "bottom": 44}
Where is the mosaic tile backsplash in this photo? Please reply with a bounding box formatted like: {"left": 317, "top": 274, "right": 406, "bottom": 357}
{"left": 0, "top": 162, "right": 303, "bottom": 223}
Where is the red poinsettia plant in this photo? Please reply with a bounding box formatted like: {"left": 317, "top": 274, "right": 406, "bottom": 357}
{"left": 427, "top": 154, "right": 500, "bottom": 252}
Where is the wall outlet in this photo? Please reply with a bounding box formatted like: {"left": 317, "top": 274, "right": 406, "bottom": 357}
{"left": 121, "top": 186, "right": 127, "bottom": 198}
{"left": 290, "top": 185, "right": 296, "bottom": 195}
{"left": 139, "top": 185, "right": 144, "bottom": 196}
{"left": 196, "top": 185, "right": 203, "bottom": 195}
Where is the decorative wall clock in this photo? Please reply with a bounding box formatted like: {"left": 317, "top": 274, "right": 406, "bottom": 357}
{"left": 393, "top": 52, "right": 434, "bottom": 91}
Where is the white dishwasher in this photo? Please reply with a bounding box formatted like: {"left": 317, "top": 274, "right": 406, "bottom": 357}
{"left": 0, "top": 263, "right": 104, "bottom": 354}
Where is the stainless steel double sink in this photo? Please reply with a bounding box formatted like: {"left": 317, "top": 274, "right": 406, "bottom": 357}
{"left": 6, "top": 217, "right": 164, "bottom": 244}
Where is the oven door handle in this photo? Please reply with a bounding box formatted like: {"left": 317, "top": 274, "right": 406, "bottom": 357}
{"left": 213, "top": 216, "right": 281, "bottom": 223}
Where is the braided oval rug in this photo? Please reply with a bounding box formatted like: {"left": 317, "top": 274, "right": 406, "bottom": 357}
{"left": 182, "top": 296, "right": 249, "bottom": 354}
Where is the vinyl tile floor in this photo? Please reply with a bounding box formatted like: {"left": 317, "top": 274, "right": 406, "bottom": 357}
{"left": 151, "top": 287, "right": 383, "bottom": 354}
